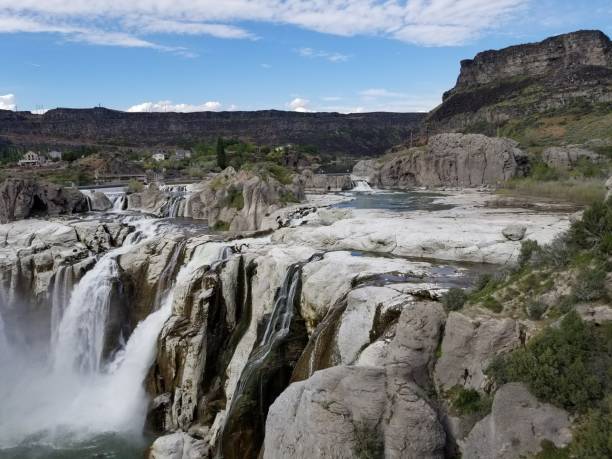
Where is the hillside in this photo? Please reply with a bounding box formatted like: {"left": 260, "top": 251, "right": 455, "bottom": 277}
{"left": 0, "top": 108, "right": 424, "bottom": 157}
{"left": 425, "top": 30, "right": 612, "bottom": 151}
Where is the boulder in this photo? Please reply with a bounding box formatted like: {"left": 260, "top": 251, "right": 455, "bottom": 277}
{"left": 86, "top": 191, "right": 113, "bottom": 211}
{"left": 542, "top": 146, "right": 601, "bottom": 170}
{"left": 501, "top": 224, "right": 526, "bottom": 241}
{"left": 362, "top": 134, "right": 528, "bottom": 189}
{"left": 606, "top": 176, "right": 612, "bottom": 201}
{"left": 127, "top": 185, "right": 171, "bottom": 216}
{"left": 434, "top": 312, "right": 521, "bottom": 391}
{"left": 148, "top": 432, "right": 210, "bottom": 459}
{"left": 462, "top": 383, "right": 572, "bottom": 458}
{"left": 0, "top": 178, "right": 88, "bottom": 223}
{"left": 264, "top": 365, "right": 446, "bottom": 459}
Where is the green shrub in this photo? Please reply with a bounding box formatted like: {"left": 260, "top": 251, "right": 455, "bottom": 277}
{"left": 568, "top": 199, "right": 612, "bottom": 251}
{"left": 442, "top": 288, "right": 468, "bottom": 311}
{"left": 526, "top": 301, "right": 548, "bottom": 320}
{"left": 486, "top": 311, "right": 611, "bottom": 412}
{"left": 571, "top": 265, "right": 608, "bottom": 302}
{"left": 518, "top": 239, "right": 541, "bottom": 268}
{"left": 450, "top": 387, "right": 492, "bottom": 417}
{"left": 127, "top": 179, "right": 144, "bottom": 193}
{"left": 570, "top": 396, "right": 612, "bottom": 459}
{"left": 213, "top": 220, "right": 230, "bottom": 231}
{"left": 227, "top": 188, "right": 244, "bottom": 210}
{"left": 530, "top": 161, "right": 561, "bottom": 181}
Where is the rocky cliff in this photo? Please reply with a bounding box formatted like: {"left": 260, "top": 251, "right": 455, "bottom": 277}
{"left": 353, "top": 133, "right": 528, "bottom": 188}
{"left": 426, "top": 30, "right": 612, "bottom": 137}
{"left": 0, "top": 108, "right": 424, "bottom": 157}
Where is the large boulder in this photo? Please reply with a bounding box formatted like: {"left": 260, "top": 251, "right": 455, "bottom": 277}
{"left": 462, "top": 383, "right": 572, "bottom": 458}
{"left": 185, "top": 167, "right": 305, "bottom": 231}
{"left": 434, "top": 312, "right": 521, "bottom": 392}
{"left": 542, "top": 146, "right": 601, "bottom": 170}
{"left": 147, "top": 432, "right": 210, "bottom": 459}
{"left": 264, "top": 365, "right": 446, "bottom": 459}
{"left": 358, "top": 134, "right": 528, "bottom": 188}
{"left": 0, "top": 178, "right": 88, "bottom": 223}
{"left": 127, "top": 185, "right": 171, "bottom": 215}
{"left": 85, "top": 191, "right": 113, "bottom": 211}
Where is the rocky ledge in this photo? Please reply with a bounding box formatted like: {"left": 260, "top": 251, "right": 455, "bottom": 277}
{"left": 353, "top": 133, "right": 528, "bottom": 188}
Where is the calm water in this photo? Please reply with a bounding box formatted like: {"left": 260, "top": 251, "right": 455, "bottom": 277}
{"left": 334, "top": 190, "right": 454, "bottom": 212}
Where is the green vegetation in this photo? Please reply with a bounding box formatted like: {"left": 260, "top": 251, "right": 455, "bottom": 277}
{"left": 487, "top": 311, "right": 612, "bottom": 413}
{"left": 242, "top": 162, "right": 294, "bottom": 185}
{"left": 449, "top": 387, "right": 492, "bottom": 417}
{"left": 127, "top": 178, "right": 144, "bottom": 193}
{"left": 353, "top": 422, "right": 383, "bottom": 459}
{"left": 227, "top": 188, "right": 244, "bottom": 210}
{"left": 569, "top": 396, "right": 612, "bottom": 459}
{"left": 213, "top": 220, "right": 230, "bottom": 231}
{"left": 534, "top": 440, "right": 570, "bottom": 459}
{"left": 442, "top": 288, "right": 468, "bottom": 311}
{"left": 499, "top": 177, "right": 606, "bottom": 206}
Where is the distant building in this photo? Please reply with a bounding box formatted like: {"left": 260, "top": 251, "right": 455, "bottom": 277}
{"left": 152, "top": 153, "right": 166, "bottom": 162}
{"left": 18, "top": 151, "right": 44, "bottom": 167}
{"left": 48, "top": 150, "right": 62, "bottom": 161}
{"left": 174, "top": 149, "right": 192, "bottom": 160}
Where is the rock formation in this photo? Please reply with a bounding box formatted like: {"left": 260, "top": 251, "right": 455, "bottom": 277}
{"left": 426, "top": 30, "right": 612, "bottom": 134}
{"left": 542, "top": 145, "right": 602, "bottom": 170}
{"left": 353, "top": 133, "right": 528, "bottom": 188}
{"left": 0, "top": 178, "right": 88, "bottom": 223}
{"left": 0, "top": 108, "right": 423, "bottom": 157}
{"left": 462, "top": 383, "right": 572, "bottom": 458}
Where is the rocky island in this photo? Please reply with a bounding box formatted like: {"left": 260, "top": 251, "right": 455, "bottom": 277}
{"left": 0, "top": 29, "right": 611, "bottom": 459}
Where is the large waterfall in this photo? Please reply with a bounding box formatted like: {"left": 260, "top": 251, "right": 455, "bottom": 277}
{"left": 0, "top": 218, "right": 178, "bottom": 450}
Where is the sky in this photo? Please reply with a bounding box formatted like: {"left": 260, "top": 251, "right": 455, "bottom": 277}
{"left": 0, "top": 0, "right": 610, "bottom": 114}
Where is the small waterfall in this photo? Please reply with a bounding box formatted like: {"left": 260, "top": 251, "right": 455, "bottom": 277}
{"left": 161, "top": 194, "right": 186, "bottom": 218}
{"left": 221, "top": 263, "right": 308, "bottom": 458}
{"left": 351, "top": 178, "right": 373, "bottom": 192}
{"left": 50, "top": 265, "right": 75, "bottom": 346}
{"left": 111, "top": 193, "right": 127, "bottom": 211}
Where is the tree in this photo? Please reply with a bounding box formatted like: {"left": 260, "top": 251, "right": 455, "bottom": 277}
{"left": 216, "top": 137, "right": 227, "bottom": 169}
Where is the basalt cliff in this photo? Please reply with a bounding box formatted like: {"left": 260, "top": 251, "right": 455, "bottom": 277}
{"left": 0, "top": 109, "right": 423, "bottom": 157}
{"left": 425, "top": 30, "right": 612, "bottom": 137}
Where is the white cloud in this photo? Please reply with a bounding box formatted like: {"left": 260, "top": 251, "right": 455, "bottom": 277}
{"left": 260, "top": 63, "right": 272, "bottom": 69}
{"left": 298, "top": 47, "right": 349, "bottom": 62}
{"left": 0, "top": 94, "right": 15, "bottom": 110}
{"left": 127, "top": 100, "right": 222, "bottom": 112}
{"left": 0, "top": 1, "right": 530, "bottom": 49}
{"left": 288, "top": 98, "right": 311, "bottom": 112}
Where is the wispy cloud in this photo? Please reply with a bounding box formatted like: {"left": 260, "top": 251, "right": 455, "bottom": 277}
{"left": 127, "top": 100, "right": 223, "bottom": 112}
{"left": 0, "top": 0, "right": 530, "bottom": 51}
{"left": 298, "top": 47, "right": 349, "bottom": 62}
{"left": 287, "top": 97, "right": 311, "bottom": 112}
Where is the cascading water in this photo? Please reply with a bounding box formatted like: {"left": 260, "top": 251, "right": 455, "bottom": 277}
{"left": 112, "top": 193, "right": 127, "bottom": 211}
{"left": 50, "top": 265, "right": 75, "bottom": 347}
{"left": 351, "top": 178, "right": 373, "bottom": 192}
{"left": 0, "top": 217, "right": 179, "bottom": 454}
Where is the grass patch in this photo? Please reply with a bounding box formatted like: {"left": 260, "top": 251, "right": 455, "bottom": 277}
{"left": 498, "top": 177, "right": 606, "bottom": 206}
{"left": 442, "top": 288, "right": 468, "bottom": 311}
{"left": 227, "top": 188, "right": 244, "bottom": 210}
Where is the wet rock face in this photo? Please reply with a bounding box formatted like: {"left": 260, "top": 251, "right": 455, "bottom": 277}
{"left": 355, "top": 133, "right": 527, "bottom": 188}
{"left": 0, "top": 178, "right": 88, "bottom": 223}
{"left": 264, "top": 365, "right": 446, "bottom": 459}
{"left": 462, "top": 383, "right": 572, "bottom": 458}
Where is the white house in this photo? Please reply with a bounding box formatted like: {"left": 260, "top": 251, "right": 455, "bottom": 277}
{"left": 18, "top": 151, "right": 44, "bottom": 167}
{"left": 152, "top": 153, "right": 166, "bottom": 162}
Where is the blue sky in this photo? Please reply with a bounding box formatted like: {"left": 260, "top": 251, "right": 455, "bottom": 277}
{"left": 0, "top": 0, "right": 610, "bottom": 114}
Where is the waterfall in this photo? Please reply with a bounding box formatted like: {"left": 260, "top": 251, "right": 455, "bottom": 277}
{"left": 352, "top": 179, "right": 373, "bottom": 192}
{"left": 0, "top": 217, "right": 186, "bottom": 448}
{"left": 50, "top": 265, "right": 75, "bottom": 347}
{"left": 162, "top": 194, "right": 186, "bottom": 218}
{"left": 111, "top": 193, "right": 127, "bottom": 211}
